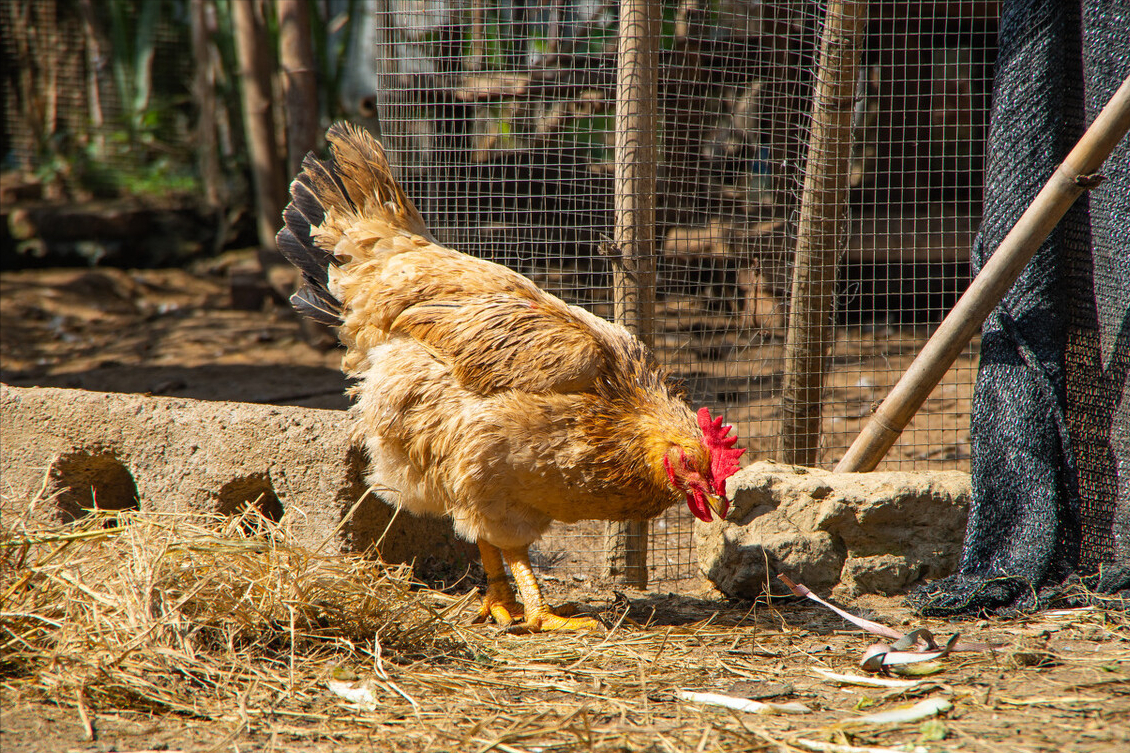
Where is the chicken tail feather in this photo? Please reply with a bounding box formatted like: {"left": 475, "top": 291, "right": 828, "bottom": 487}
{"left": 277, "top": 122, "right": 434, "bottom": 328}
{"left": 278, "top": 157, "right": 344, "bottom": 325}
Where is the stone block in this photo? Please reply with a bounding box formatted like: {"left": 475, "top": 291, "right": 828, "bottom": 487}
{"left": 696, "top": 460, "right": 970, "bottom": 598}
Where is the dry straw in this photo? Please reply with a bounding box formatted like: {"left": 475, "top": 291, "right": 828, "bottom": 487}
{"left": 0, "top": 498, "right": 473, "bottom": 718}
{"left": 2, "top": 490, "right": 1127, "bottom": 752}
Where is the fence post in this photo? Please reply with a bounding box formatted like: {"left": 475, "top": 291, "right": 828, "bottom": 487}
{"left": 779, "top": 0, "right": 868, "bottom": 467}
{"left": 604, "top": 0, "right": 660, "bottom": 588}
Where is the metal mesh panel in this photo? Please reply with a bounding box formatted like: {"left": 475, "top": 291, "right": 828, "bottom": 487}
{"left": 1, "top": 0, "right": 196, "bottom": 193}
{"left": 907, "top": 0, "right": 1129, "bottom": 614}
{"left": 372, "top": 0, "right": 996, "bottom": 589}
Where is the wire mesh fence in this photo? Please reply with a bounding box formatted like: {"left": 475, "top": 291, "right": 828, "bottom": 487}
{"left": 2, "top": 0, "right": 999, "bottom": 592}
{"left": 371, "top": 0, "right": 995, "bottom": 589}
{"left": 1, "top": 0, "right": 199, "bottom": 196}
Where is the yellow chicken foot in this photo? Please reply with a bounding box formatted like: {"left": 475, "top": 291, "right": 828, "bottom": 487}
{"left": 502, "top": 546, "right": 602, "bottom": 633}
{"left": 472, "top": 541, "right": 524, "bottom": 626}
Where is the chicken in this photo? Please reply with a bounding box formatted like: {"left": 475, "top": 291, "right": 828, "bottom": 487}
{"left": 277, "top": 123, "right": 745, "bottom": 632}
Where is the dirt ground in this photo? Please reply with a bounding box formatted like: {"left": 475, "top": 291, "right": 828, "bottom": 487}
{"left": 2, "top": 264, "right": 1125, "bottom": 752}
{"left": 0, "top": 260, "right": 978, "bottom": 471}
{"left": 1, "top": 586, "right": 1127, "bottom": 753}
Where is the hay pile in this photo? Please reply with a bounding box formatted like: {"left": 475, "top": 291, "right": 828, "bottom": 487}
{"left": 0, "top": 502, "right": 474, "bottom": 720}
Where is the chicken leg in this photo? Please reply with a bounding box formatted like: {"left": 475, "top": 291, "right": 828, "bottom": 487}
{"left": 502, "top": 546, "right": 601, "bottom": 633}
{"left": 472, "top": 541, "right": 524, "bottom": 626}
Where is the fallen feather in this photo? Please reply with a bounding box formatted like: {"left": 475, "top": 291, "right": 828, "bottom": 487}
{"left": 998, "top": 695, "right": 1106, "bottom": 706}
{"left": 891, "top": 628, "right": 948, "bottom": 651}
{"left": 890, "top": 662, "right": 945, "bottom": 677}
{"left": 778, "top": 574, "right": 903, "bottom": 640}
{"left": 327, "top": 668, "right": 379, "bottom": 712}
{"left": 792, "top": 739, "right": 928, "bottom": 753}
{"left": 812, "top": 667, "right": 922, "bottom": 688}
{"left": 676, "top": 689, "right": 811, "bottom": 715}
{"left": 845, "top": 697, "right": 952, "bottom": 725}
{"left": 1044, "top": 607, "right": 1097, "bottom": 617}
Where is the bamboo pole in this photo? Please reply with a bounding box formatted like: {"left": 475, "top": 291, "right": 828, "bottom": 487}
{"left": 603, "top": 0, "right": 660, "bottom": 589}
{"left": 233, "top": 0, "right": 286, "bottom": 254}
{"left": 778, "top": 1, "right": 868, "bottom": 467}
{"left": 278, "top": 0, "right": 318, "bottom": 178}
{"left": 836, "top": 74, "right": 1130, "bottom": 473}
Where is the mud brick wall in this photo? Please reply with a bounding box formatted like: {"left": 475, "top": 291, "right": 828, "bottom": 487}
{"left": 0, "top": 385, "right": 475, "bottom": 577}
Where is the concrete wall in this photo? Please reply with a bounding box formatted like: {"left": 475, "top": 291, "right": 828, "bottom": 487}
{"left": 0, "top": 385, "right": 475, "bottom": 577}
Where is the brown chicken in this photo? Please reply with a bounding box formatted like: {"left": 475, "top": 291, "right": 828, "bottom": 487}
{"left": 277, "top": 123, "right": 744, "bottom": 632}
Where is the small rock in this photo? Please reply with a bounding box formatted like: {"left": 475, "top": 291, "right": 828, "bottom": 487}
{"left": 728, "top": 680, "right": 795, "bottom": 700}
{"left": 1007, "top": 650, "right": 1060, "bottom": 669}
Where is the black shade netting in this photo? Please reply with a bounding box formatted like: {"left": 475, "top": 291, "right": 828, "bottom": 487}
{"left": 907, "top": 0, "right": 1130, "bottom": 616}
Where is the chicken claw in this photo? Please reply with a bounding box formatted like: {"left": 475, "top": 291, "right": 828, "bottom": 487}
{"left": 506, "top": 610, "right": 602, "bottom": 634}
{"left": 473, "top": 587, "right": 525, "bottom": 626}
{"left": 474, "top": 541, "right": 525, "bottom": 626}
{"left": 503, "top": 546, "right": 604, "bottom": 634}
{"left": 473, "top": 542, "right": 603, "bottom": 633}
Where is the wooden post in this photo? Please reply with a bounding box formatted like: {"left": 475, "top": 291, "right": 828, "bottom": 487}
{"left": 232, "top": 0, "right": 285, "bottom": 254}
{"left": 603, "top": 0, "right": 660, "bottom": 589}
{"left": 468, "top": 0, "right": 485, "bottom": 71}
{"left": 189, "top": 0, "right": 221, "bottom": 208}
{"left": 778, "top": 0, "right": 868, "bottom": 467}
{"left": 278, "top": 0, "right": 318, "bottom": 178}
{"left": 836, "top": 74, "right": 1130, "bottom": 473}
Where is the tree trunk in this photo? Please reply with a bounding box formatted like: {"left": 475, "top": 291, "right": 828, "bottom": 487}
{"left": 278, "top": 0, "right": 318, "bottom": 177}
{"left": 232, "top": 0, "right": 285, "bottom": 255}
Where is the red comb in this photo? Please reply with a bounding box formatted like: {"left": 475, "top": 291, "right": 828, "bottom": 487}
{"left": 697, "top": 407, "right": 745, "bottom": 495}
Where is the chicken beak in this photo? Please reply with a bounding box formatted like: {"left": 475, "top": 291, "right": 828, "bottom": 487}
{"left": 705, "top": 493, "right": 728, "bottom": 520}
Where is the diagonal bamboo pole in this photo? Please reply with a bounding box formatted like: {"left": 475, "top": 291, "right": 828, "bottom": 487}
{"left": 835, "top": 75, "right": 1130, "bottom": 473}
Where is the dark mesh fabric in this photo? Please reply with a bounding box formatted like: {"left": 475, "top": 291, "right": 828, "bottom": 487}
{"left": 908, "top": 0, "right": 1129, "bottom": 616}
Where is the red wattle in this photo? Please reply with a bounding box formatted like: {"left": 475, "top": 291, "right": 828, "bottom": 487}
{"left": 686, "top": 489, "right": 712, "bottom": 522}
